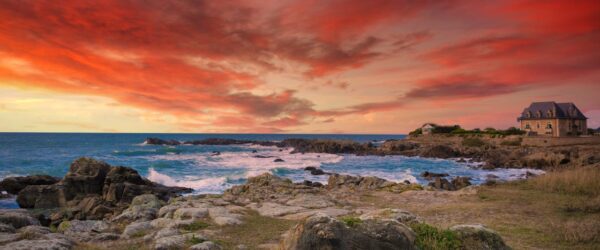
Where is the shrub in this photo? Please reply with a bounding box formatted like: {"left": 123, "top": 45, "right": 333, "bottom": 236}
{"left": 409, "top": 128, "right": 423, "bottom": 136}
{"left": 462, "top": 138, "right": 486, "bottom": 147}
{"left": 411, "top": 223, "right": 462, "bottom": 250}
{"left": 339, "top": 216, "right": 362, "bottom": 227}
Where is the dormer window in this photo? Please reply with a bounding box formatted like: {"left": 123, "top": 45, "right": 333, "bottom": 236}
{"left": 526, "top": 111, "right": 531, "bottom": 118}
{"left": 536, "top": 111, "right": 542, "bottom": 118}
{"left": 547, "top": 110, "right": 553, "bottom": 117}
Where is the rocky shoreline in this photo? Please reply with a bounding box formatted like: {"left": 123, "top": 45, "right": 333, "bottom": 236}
{"left": 144, "top": 136, "right": 600, "bottom": 170}
{"left": 0, "top": 158, "right": 510, "bottom": 250}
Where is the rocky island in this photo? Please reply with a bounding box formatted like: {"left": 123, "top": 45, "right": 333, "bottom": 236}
{"left": 0, "top": 134, "right": 599, "bottom": 250}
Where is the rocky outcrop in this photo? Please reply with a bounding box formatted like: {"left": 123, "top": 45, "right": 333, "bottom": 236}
{"left": 15, "top": 158, "right": 191, "bottom": 225}
{"left": 0, "top": 175, "right": 61, "bottom": 195}
{"left": 280, "top": 214, "right": 416, "bottom": 250}
{"left": 450, "top": 224, "right": 511, "bottom": 250}
{"left": 144, "top": 138, "right": 181, "bottom": 146}
{"left": 327, "top": 174, "right": 422, "bottom": 193}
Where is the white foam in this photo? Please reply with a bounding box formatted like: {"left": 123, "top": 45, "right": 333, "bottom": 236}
{"left": 147, "top": 168, "right": 229, "bottom": 193}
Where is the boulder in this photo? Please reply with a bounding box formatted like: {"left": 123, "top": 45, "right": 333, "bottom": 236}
{"left": 327, "top": 174, "right": 395, "bottom": 191}
{"left": 451, "top": 176, "right": 472, "bottom": 190}
{"left": 58, "top": 220, "right": 110, "bottom": 242}
{"left": 0, "top": 209, "right": 40, "bottom": 229}
{"left": 420, "top": 171, "right": 449, "bottom": 180}
{"left": 15, "top": 158, "right": 192, "bottom": 223}
{"left": 0, "top": 175, "right": 60, "bottom": 195}
{"left": 144, "top": 138, "right": 181, "bottom": 146}
{"left": 450, "top": 224, "right": 510, "bottom": 250}
{"left": 274, "top": 158, "right": 285, "bottom": 162}
{"left": 112, "top": 194, "right": 162, "bottom": 223}
{"left": 121, "top": 221, "right": 153, "bottom": 239}
{"left": 190, "top": 241, "right": 222, "bottom": 250}
{"left": 428, "top": 177, "right": 456, "bottom": 191}
{"left": 359, "top": 208, "right": 422, "bottom": 225}
{"left": 280, "top": 214, "right": 415, "bottom": 250}
{"left": 0, "top": 237, "right": 74, "bottom": 250}
{"left": 0, "top": 223, "right": 15, "bottom": 233}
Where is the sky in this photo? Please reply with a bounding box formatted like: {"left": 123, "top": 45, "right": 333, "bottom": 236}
{"left": 0, "top": 0, "right": 599, "bottom": 133}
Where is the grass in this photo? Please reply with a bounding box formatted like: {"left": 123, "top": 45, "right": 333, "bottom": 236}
{"left": 410, "top": 223, "right": 462, "bottom": 250}
{"left": 461, "top": 138, "right": 486, "bottom": 147}
{"left": 339, "top": 216, "right": 362, "bottom": 227}
{"left": 500, "top": 139, "right": 522, "bottom": 146}
{"left": 180, "top": 220, "right": 210, "bottom": 232}
{"left": 528, "top": 166, "right": 600, "bottom": 197}
{"left": 187, "top": 234, "right": 205, "bottom": 245}
{"left": 211, "top": 210, "right": 296, "bottom": 249}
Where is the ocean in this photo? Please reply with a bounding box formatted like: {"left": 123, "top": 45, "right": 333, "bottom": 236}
{"left": 0, "top": 133, "right": 541, "bottom": 199}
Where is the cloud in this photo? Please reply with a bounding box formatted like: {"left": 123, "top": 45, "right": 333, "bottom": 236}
{"left": 406, "top": 74, "right": 522, "bottom": 99}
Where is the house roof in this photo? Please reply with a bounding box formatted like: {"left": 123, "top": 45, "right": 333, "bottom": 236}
{"left": 518, "top": 101, "right": 587, "bottom": 121}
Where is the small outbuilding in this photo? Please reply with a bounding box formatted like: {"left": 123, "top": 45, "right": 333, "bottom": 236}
{"left": 421, "top": 123, "right": 436, "bottom": 135}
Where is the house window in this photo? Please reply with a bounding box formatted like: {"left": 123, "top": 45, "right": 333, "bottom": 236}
{"left": 546, "top": 123, "right": 552, "bottom": 129}
{"left": 525, "top": 123, "right": 531, "bottom": 129}
{"left": 536, "top": 111, "right": 542, "bottom": 118}
{"left": 547, "top": 110, "right": 553, "bottom": 117}
{"left": 537, "top": 123, "right": 540, "bottom": 129}
{"left": 526, "top": 111, "right": 531, "bottom": 118}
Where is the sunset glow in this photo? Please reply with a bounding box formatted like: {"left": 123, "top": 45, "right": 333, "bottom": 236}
{"left": 1, "top": 0, "right": 599, "bottom": 133}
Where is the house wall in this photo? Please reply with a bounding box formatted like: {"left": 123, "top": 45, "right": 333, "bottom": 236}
{"left": 520, "top": 119, "right": 556, "bottom": 136}
{"left": 521, "top": 119, "right": 587, "bottom": 137}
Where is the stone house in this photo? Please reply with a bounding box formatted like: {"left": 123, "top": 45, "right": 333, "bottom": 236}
{"left": 517, "top": 102, "right": 588, "bottom": 137}
{"left": 421, "top": 123, "right": 435, "bottom": 135}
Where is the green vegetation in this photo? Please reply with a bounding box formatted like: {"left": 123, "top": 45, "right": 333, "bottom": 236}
{"left": 339, "top": 216, "right": 362, "bottom": 227}
{"left": 410, "top": 223, "right": 462, "bottom": 250}
{"left": 57, "top": 220, "right": 71, "bottom": 232}
{"left": 187, "top": 234, "right": 205, "bottom": 245}
{"left": 130, "top": 230, "right": 148, "bottom": 238}
{"left": 211, "top": 210, "right": 296, "bottom": 249}
{"left": 180, "top": 220, "right": 210, "bottom": 232}
{"left": 461, "top": 138, "right": 486, "bottom": 147}
{"left": 409, "top": 124, "right": 525, "bottom": 136}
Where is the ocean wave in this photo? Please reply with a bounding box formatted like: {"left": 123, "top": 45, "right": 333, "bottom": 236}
{"left": 147, "top": 168, "right": 230, "bottom": 193}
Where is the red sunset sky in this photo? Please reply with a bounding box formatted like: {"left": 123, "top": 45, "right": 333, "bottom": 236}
{"left": 0, "top": 0, "right": 599, "bottom": 133}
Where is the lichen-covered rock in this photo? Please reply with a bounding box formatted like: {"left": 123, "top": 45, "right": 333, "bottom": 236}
{"left": 0, "top": 238, "right": 74, "bottom": 250}
{"left": 450, "top": 224, "right": 511, "bottom": 250}
{"left": 112, "top": 194, "right": 162, "bottom": 223}
{"left": 0, "top": 223, "right": 15, "bottom": 233}
{"left": 428, "top": 177, "right": 456, "bottom": 191}
{"left": 280, "top": 214, "right": 415, "bottom": 250}
{"left": 359, "top": 208, "right": 422, "bottom": 225}
{"left": 121, "top": 221, "right": 153, "bottom": 239}
{"left": 58, "top": 220, "right": 110, "bottom": 242}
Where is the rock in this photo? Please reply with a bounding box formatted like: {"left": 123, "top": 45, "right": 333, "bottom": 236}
{"left": 112, "top": 194, "right": 162, "bottom": 223}
{"left": 310, "top": 169, "right": 326, "bottom": 175}
{"left": 286, "top": 195, "right": 334, "bottom": 209}
{"left": 274, "top": 158, "right": 285, "bottom": 162}
{"left": 91, "top": 233, "right": 120, "bottom": 242}
{"left": 211, "top": 151, "right": 220, "bottom": 156}
{"left": 154, "top": 235, "right": 186, "bottom": 250}
{"left": 420, "top": 145, "right": 458, "bottom": 158}
{"left": 303, "top": 167, "right": 318, "bottom": 171}
{"left": 248, "top": 202, "right": 305, "bottom": 217}
{"left": 153, "top": 227, "right": 179, "bottom": 240}
{"left": 359, "top": 208, "right": 422, "bottom": 225}
{"left": 121, "top": 221, "right": 153, "bottom": 239}
{"left": 450, "top": 224, "right": 510, "bottom": 250}
{"left": 280, "top": 214, "right": 415, "bottom": 250}
{"left": 253, "top": 155, "right": 273, "bottom": 158}
{"left": 213, "top": 216, "right": 242, "bottom": 226}
{"left": 327, "top": 174, "right": 396, "bottom": 191}
{"left": 173, "top": 207, "right": 209, "bottom": 220}
{"left": 16, "top": 158, "right": 192, "bottom": 223}
{"left": 144, "top": 138, "right": 181, "bottom": 146}
{"left": 0, "top": 209, "right": 40, "bottom": 228}
{"left": 0, "top": 233, "right": 21, "bottom": 245}
{"left": 525, "top": 171, "right": 538, "bottom": 179}
{"left": 420, "top": 171, "right": 449, "bottom": 180}
{"left": 451, "top": 176, "right": 472, "bottom": 190}
{"left": 0, "top": 237, "right": 74, "bottom": 250}
{"left": 224, "top": 173, "right": 320, "bottom": 204}
{"left": 428, "top": 177, "right": 456, "bottom": 191}
{"left": 18, "top": 225, "right": 51, "bottom": 235}
{"left": 58, "top": 220, "right": 109, "bottom": 242}
{"left": 0, "top": 223, "right": 15, "bottom": 233}
{"left": 0, "top": 175, "right": 61, "bottom": 195}
{"left": 190, "top": 241, "right": 222, "bottom": 250}
{"left": 301, "top": 180, "right": 323, "bottom": 188}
